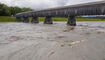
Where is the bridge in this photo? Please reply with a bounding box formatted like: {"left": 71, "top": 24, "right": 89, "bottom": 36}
{"left": 15, "top": 1, "right": 105, "bottom": 26}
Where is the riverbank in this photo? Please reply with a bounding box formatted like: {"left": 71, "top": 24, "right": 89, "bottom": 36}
{"left": 0, "top": 16, "right": 105, "bottom": 22}
{"left": 0, "top": 16, "right": 17, "bottom": 22}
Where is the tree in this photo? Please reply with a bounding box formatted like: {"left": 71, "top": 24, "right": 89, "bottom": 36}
{"left": 22, "top": 7, "right": 33, "bottom": 12}
{"left": 0, "top": 3, "right": 11, "bottom": 16}
{"left": 9, "top": 6, "right": 22, "bottom": 16}
{"left": 0, "top": 3, "right": 33, "bottom": 16}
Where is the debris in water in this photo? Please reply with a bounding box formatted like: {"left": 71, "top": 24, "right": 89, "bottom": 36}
{"left": 9, "top": 36, "right": 24, "bottom": 42}
{"left": 56, "top": 36, "right": 66, "bottom": 38}
{"left": 63, "top": 26, "right": 75, "bottom": 32}
{"left": 68, "top": 40, "right": 84, "bottom": 46}
{"left": 60, "top": 44, "right": 64, "bottom": 47}
{"left": 85, "top": 32, "right": 91, "bottom": 35}
{"left": 63, "top": 30, "right": 69, "bottom": 32}
{"left": 48, "top": 51, "right": 55, "bottom": 57}
{"left": 97, "top": 31, "right": 104, "bottom": 34}
{"left": 79, "top": 24, "right": 88, "bottom": 27}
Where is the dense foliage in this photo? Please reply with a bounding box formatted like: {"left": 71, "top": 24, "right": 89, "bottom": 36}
{"left": 0, "top": 3, "right": 33, "bottom": 16}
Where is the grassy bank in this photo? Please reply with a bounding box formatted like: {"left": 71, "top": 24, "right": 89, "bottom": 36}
{"left": 76, "top": 17, "right": 105, "bottom": 21}
{"left": 0, "top": 16, "right": 105, "bottom": 22}
{"left": 39, "top": 17, "right": 105, "bottom": 21}
{"left": 0, "top": 16, "right": 17, "bottom": 22}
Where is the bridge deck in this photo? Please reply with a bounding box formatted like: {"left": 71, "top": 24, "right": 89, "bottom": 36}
{"left": 15, "top": 1, "right": 105, "bottom": 26}
{"left": 16, "top": 1, "right": 105, "bottom": 15}
{"left": 38, "top": 1, "right": 105, "bottom": 11}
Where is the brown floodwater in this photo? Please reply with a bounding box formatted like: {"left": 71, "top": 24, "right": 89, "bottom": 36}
{"left": 0, "top": 22, "right": 105, "bottom": 60}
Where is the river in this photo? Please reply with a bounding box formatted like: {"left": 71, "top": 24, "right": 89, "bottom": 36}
{"left": 0, "top": 22, "right": 105, "bottom": 60}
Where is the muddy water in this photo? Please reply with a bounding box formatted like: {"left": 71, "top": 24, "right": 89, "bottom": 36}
{"left": 0, "top": 22, "right": 105, "bottom": 60}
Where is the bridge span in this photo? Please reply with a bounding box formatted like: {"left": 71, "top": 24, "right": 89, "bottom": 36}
{"left": 15, "top": 1, "right": 105, "bottom": 26}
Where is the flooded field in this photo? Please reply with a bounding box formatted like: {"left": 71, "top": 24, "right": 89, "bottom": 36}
{"left": 0, "top": 22, "right": 105, "bottom": 60}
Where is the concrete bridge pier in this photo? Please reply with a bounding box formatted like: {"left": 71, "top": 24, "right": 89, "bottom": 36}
{"left": 23, "top": 17, "right": 29, "bottom": 23}
{"left": 31, "top": 17, "right": 39, "bottom": 23}
{"left": 44, "top": 16, "right": 53, "bottom": 24}
{"left": 16, "top": 17, "right": 21, "bottom": 22}
{"left": 67, "top": 16, "right": 76, "bottom": 26}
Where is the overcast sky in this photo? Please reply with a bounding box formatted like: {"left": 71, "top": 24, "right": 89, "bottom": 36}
{"left": 0, "top": 0, "right": 102, "bottom": 10}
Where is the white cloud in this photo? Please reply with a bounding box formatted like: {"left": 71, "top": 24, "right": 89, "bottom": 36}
{"left": 0, "top": 0, "right": 103, "bottom": 9}
{"left": 66, "top": 0, "right": 102, "bottom": 5}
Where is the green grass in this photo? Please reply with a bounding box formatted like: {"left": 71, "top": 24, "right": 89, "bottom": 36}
{"left": 38, "top": 17, "right": 68, "bottom": 21}
{"left": 76, "top": 17, "right": 105, "bottom": 21}
{"left": 0, "top": 16, "right": 17, "bottom": 22}
{"left": 0, "top": 16, "right": 105, "bottom": 22}
{"left": 38, "top": 17, "right": 105, "bottom": 21}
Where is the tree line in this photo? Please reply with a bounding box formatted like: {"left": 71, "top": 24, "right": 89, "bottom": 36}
{"left": 0, "top": 3, "right": 33, "bottom": 16}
